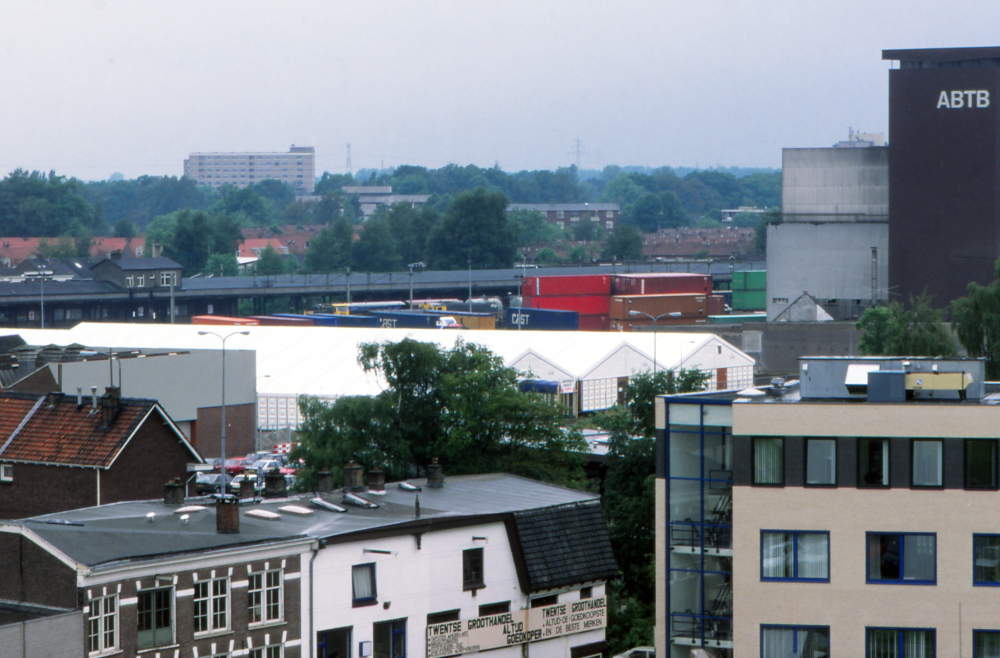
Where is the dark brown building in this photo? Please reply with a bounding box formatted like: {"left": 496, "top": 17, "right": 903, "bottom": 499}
{"left": 884, "top": 46, "right": 1000, "bottom": 307}
{"left": 0, "top": 389, "right": 203, "bottom": 519}
{"left": 91, "top": 254, "right": 183, "bottom": 292}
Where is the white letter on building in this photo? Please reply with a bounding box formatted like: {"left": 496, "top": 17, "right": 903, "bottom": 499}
{"left": 938, "top": 91, "right": 950, "bottom": 108}
{"left": 979, "top": 90, "right": 991, "bottom": 108}
{"left": 952, "top": 91, "right": 965, "bottom": 108}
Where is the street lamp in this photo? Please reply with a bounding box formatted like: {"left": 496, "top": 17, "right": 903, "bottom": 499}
{"left": 198, "top": 329, "right": 250, "bottom": 497}
{"left": 24, "top": 269, "right": 54, "bottom": 329}
{"left": 629, "top": 310, "right": 683, "bottom": 373}
{"left": 407, "top": 262, "right": 424, "bottom": 308}
{"left": 467, "top": 259, "right": 472, "bottom": 312}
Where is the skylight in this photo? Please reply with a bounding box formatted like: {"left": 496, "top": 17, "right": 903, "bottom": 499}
{"left": 311, "top": 498, "right": 346, "bottom": 513}
{"left": 278, "top": 505, "right": 313, "bottom": 515}
{"left": 344, "top": 493, "right": 378, "bottom": 509}
{"left": 245, "top": 509, "right": 281, "bottom": 520}
{"left": 173, "top": 505, "right": 207, "bottom": 514}
{"left": 398, "top": 482, "right": 421, "bottom": 492}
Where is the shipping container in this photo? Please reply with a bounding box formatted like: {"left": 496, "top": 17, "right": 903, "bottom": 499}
{"left": 744, "top": 270, "right": 766, "bottom": 291}
{"left": 521, "top": 274, "right": 611, "bottom": 297}
{"left": 611, "top": 273, "right": 713, "bottom": 296}
{"left": 274, "top": 313, "right": 378, "bottom": 327}
{"left": 610, "top": 317, "right": 708, "bottom": 331}
{"left": 732, "top": 289, "right": 766, "bottom": 311}
{"left": 732, "top": 271, "right": 746, "bottom": 291}
{"left": 526, "top": 294, "right": 611, "bottom": 316}
{"left": 578, "top": 314, "right": 610, "bottom": 331}
{"left": 609, "top": 294, "right": 725, "bottom": 320}
{"left": 249, "top": 316, "right": 315, "bottom": 327}
{"left": 191, "top": 315, "right": 259, "bottom": 326}
{"left": 708, "top": 313, "right": 766, "bottom": 324}
{"left": 505, "top": 307, "right": 579, "bottom": 331}
{"left": 419, "top": 310, "right": 496, "bottom": 330}
{"left": 370, "top": 311, "right": 450, "bottom": 329}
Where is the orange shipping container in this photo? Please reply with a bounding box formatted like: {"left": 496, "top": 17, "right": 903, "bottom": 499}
{"left": 610, "top": 317, "right": 708, "bottom": 332}
{"left": 191, "top": 315, "right": 259, "bottom": 326}
{"left": 609, "top": 294, "right": 725, "bottom": 321}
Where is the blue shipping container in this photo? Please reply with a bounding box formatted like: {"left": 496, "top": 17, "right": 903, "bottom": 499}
{"left": 370, "top": 311, "right": 442, "bottom": 329}
{"left": 274, "top": 313, "right": 380, "bottom": 327}
{"left": 506, "top": 307, "right": 579, "bottom": 331}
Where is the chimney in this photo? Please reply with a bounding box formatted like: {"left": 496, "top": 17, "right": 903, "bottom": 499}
{"left": 343, "top": 461, "right": 364, "bottom": 492}
{"left": 263, "top": 472, "right": 287, "bottom": 498}
{"left": 426, "top": 458, "right": 444, "bottom": 488}
{"left": 90, "top": 386, "right": 98, "bottom": 412}
{"left": 46, "top": 391, "right": 60, "bottom": 408}
{"left": 368, "top": 467, "right": 385, "bottom": 493}
{"left": 239, "top": 476, "right": 255, "bottom": 499}
{"left": 216, "top": 498, "right": 240, "bottom": 534}
{"left": 316, "top": 471, "right": 334, "bottom": 494}
{"left": 76, "top": 387, "right": 83, "bottom": 409}
{"left": 100, "top": 387, "right": 121, "bottom": 430}
{"left": 110, "top": 250, "right": 122, "bottom": 260}
{"left": 164, "top": 478, "right": 185, "bottom": 505}
{"left": 152, "top": 244, "right": 163, "bottom": 259}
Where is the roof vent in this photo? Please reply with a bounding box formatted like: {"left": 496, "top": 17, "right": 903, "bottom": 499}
{"left": 868, "top": 370, "right": 906, "bottom": 403}
{"left": 311, "top": 497, "right": 347, "bottom": 513}
{"left": 245, "top": 509, "right": 281, "bottom": 520}
{"left": 100, "top": 387, "right": 121, "bottom": 430}
{"left": 343, "top": 492, "right": 378, "bottom": 509}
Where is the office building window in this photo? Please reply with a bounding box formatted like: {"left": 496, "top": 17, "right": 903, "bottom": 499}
{"left": 866, "top": 628, "right": 935, "bottom": 658}
{"left": 761, "top": 626, "right": 829, "bottom": 658}
{"left": 912, "top": 439, "right": 943, "bottom": 487}
{"left": 249, "top": 569, "right": 282, "bottom": 623}
{"left": 136, "top": 587, "right": 173, "bottom": 649}
{"left": 867, "top": 533, "right": 936, "bottom": 584}
{"left": 88, "top": 594, "right": 118, "bottom": 655}
{"left": 805, "top": 439, "right": 837, "bottom": 486}
{"left": 753, "top": 437, "right": 784, "bottom": 485}
{"left": 974, "top": 535, "right": 1000, "bottom": 585}
{"left": 974, "top": 630, "right": 1000, "bottom": 657}
{"left": 374, "top": 619, "right": 406, "bottom": 658}
{"left": 463, "top": 548, "right": 484, "bottom": 590}
{"left": 966, "top": 439, "right": 998, "bottom": 489}
{"left": 194, "top": 577, "right": 229, "bottom": 633}
{"left": 761, "top": 531, "right": 829, "bottom": 581}
{"left": 352, "top": 563, "right": 377, "bottom": 606}
{"left": 859, "top": 438, "right": 890, "bottom": 487}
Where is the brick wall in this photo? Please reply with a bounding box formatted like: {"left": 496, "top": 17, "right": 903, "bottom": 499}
{"left": 195, "top": 403, "right": 256, "bottom": 458}
{"left": 0, "top": 533, "right": 77, "bottom": 608}
{"left": 0, "top": 461, "right": 97, "bottom": 519}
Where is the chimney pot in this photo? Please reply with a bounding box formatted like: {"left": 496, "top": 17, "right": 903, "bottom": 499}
{"left": 90, "top": 386, "right": 98, "bottom": 411}
{"left": 76, "top": 387, "right": 83, "bottom": 408}
{"left": 263, "top": 472, "right": 287, "bottom": 498}
{"left": 368, "top": 467, "right": 385, "bottom": 493}
{"left": 216, "top": 498, "right": 240, "bottom": 534}
{"left": 316, "top": 471, "right": 334, "bottom": 494}
{"left": 343, "top": 461, "right": 364, "bottom": 492}
{"left": 164, "top": 480, "right": 185, "bottom": 505}
{"left": 426, "top": 458, "right": 444, "bottom": 488}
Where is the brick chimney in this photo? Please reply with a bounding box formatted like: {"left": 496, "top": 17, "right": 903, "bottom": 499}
{"left": 426, "top": 458, "right": 444, "bottom": 488}
{"left": 316, "top": 471, "right": 334, "bottom": 494}
{"left": 152, "top": 244, "right": 163, "bottom": 258}
{"left": 368, "top": 467, "right": 385, "bottom": 493}
{"left": 100, "top": 387, "right": 121, "bottom": 430}
{"left": 164, "top": 478, "right": 185, "bottom": 505}
{"left": 343, "top": 461, "right": 364, "bottom": 492}
{"left": 216, "top": 498, "right": 239, "bottom": 534}
{"left": 263, "top": 472, "right": 287, "bottom": 498}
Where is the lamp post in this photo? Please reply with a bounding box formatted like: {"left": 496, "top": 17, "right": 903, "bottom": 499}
{"left": 255, "top": 374, "right": 270, "bottom": 453}
{"left": 24, "top": 269, "right": 54, "bottom": 329}
{"left": 467, "top": 259, "right": 472, "bottom": 312}
{"left": 198, "top": 329, "right": 250, "bottom": 497}
{"left": 629, "top": 310, "right": 683, "bottom": 373}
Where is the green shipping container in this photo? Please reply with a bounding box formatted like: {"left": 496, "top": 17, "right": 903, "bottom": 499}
{"left": 732, "top": 271, "right": 746, "bottom": 291}
{"left": 709, "top": 313, "right": 766, "bottom": 324}
{"left": 733, "top": 289, "right": 766, "bottom": 311}
{"left": 744, "top": 270, "right": 767, "bottom": 291}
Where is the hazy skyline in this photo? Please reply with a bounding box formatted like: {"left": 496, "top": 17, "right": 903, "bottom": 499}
{"left": 2, "top": 1, "right": 998, "bottom": 182}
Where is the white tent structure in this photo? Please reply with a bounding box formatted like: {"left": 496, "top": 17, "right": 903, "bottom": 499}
{"left": 2, "top": 323, "right": 754, "bottom": 426}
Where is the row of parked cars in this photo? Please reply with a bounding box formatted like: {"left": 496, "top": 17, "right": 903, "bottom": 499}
{"left": 195, "top": 451, "right": 298, "bottom": 495}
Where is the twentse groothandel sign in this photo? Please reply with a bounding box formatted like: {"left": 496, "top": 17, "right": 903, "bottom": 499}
{"left": 937, "top": 90, "right": 990, "bottom": 108}
{"left": 425, "top": 596, "right": 607, "bottom": 658}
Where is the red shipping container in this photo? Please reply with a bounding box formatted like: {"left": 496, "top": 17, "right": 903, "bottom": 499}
{"left": 612, "top": 273, "right": 712, "bottom": 296}
{"left": 527, "top": 295, "right": 611, "bottom": 316}
{"left": 191, "top": 315, "right": 259, "bottom": 326}
{"left": 578, "top": 314, "right": 610, "bottom": 331}
{"left": 610, "top": 294, "right": 725, "bottom": 320}
{"left": 522, "top": 274, "right": 611, "bottom": 298}
{"left": 249, "top": 316, "right": 315, "bottom": 327}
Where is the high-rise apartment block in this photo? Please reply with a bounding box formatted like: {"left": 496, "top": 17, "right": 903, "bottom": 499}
{"left": 183, "top": 145, "right": 315, "bottom": 194}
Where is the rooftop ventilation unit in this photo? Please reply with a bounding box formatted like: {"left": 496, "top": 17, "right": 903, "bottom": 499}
{"left": 867, "top": 371, "right": 906, "bottom": 402}
{"left": 845, "top": 363, "right": 881, "bottom": 395}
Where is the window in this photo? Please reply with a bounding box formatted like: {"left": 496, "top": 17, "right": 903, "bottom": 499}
{"left": 761, "top": 531, "right": 830, "bottom": 581}
{"left": 557, "top": 211, "right": 565, "bottom": 218}
{"left": 974, "top": 630, "right": 1000, "bottom": 657}
{"left": 0, "top": 464, "right": 11, "bottom": 482}
{"left": 761, "top": 626, "right": 829, "bottom": 657}
{"left": 805, "top": 439, "right": 837, "bottom": 486}
{"left": 249, "top": 646, "right": 282, "bottom": 658}
{"left": 866, "top": 533, "right": 936, "bottom": 584}
{"left": 463, "top": 548, "right": 484, "bottom": 590}
{"left": 136, "top": 587, "right": 173, "bottom": 649}
{"left": 530, "top": 594, "right": 558, "bottom": 608}
{"left": 426, "top": 610, "right": 460, "bottom": 624}
{"left": 912, "top": 440, "right": 943, "bottom": 487}
{"left": 974, "top": 535, "right": 1000, "bottom": 585}
{"left": 859, "top": 438, "right": 890, "bottom": 487}
{"left": 137, "top": 274, "right": 146, "bottom": 287}
{"left": 125, "top": 276, "right": 134, "bottom": 288}
{"left": 352, "top": 563, "right": 377, "bottom": 606}
{"left": 373, "top": 619, "right": 406, "bottom": 658}
{"left": 753, "top": 437, "right": 784, "bottom": 485}
{"left": 967, "top": 440, "right": 998, "bottom": 489}
{"left": 160, "top": 271, "right": 177, "bottom": 287}
{"left": 866, "top": 628, "right": 935, "bottom": 657}
{"left": 580, "top": 586, "right": 593, "bottom": 599}
{"left": 194, "top": 577, "right": 229, "bottom": 633}
{"left": 88, "top": 594, "right": 118, "bottom": 655}
{"left": 606, "top": 211, "right": 614, "bottom": 218}
{"left": 249, "top": 569, "right": 283, "bottom": 623}
{"left": 606, "top": 221, "right": 614, "bottom": 229}
{"left": 478, "top": 601, "right": 510, "bottom": 616}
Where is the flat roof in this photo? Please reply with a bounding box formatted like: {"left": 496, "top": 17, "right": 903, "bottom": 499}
{"left": 882, "top": 46, "right": 1000, "bottom": 62}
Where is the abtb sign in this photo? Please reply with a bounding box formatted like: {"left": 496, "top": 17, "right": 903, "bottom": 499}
{"left": 937, "top": 90, "right": 990, "bottom": 108}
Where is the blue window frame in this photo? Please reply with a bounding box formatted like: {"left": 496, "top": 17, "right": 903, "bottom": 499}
{"left": 974, "top": 535, "right": 1000, "bottom": 586}
{"left": 760, "top": 531, "right": 830, "bottom": 582}
{"left": 866, "top": 627, "right": 935, "bottom": 657}
{"left": 760, "top": 625, "right": 829, "bottom": 657}
{"left": 866, "top": 533, "right": 936, "bottom": 584}
{"left": 352, "top": 563, "right": 377, "bottom": 607}
{"left": 974, "top": 630, "right": 1000, "bottom": 657}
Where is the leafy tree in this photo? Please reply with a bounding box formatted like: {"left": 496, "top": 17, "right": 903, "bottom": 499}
{"left": 566, "top": 245, "right": 588, "bottom": 263}
{"left": 113, "top": 219, "right": 137, "bottom": 238}
{"left": 313, "top": 172, "right": 356, "bottom": 196}
{"left": 206, "top": 253, "right": 239, "bottom": 277}
{"left": 753, "top": 207, "right": 782, "bottom": 255}
{"left": 952, "top": 258, "right": 1000, "bottom": 379}
{"left": 255, "top": 244, "right": 286, "bottom": 276}
{"left": 0, "top": 169, "right": 96, "bottom": 237}
{"left": 696, "top": 215, "right": 723, "bottom": 229}
{"left": 731, "top": 211, "right": 762, "bottom": 228}
{"left": 571, "top": 217, "right": 598, "bottom": 242}
{"left": 426, "top": 188, "right": 517, "bottom": 270}
{"left": 252, "top": 179, "right": 296, "bottom": 212}
{"left": 534, "top": 247, "right": 560, "bottom": 265}
{"left": 291, "top": 338, "right": 587, "bottom": 489}
{"left": 601, "top": 223, "right": 643, "bottom": 261}
{"left": 35, "top": 236, "right": 76, "bottom": 258}
{"left": 623, "top": 192, "right": 663, "bottom": 232}
{"left": 857, "top": 293, "right": 956, "bottom": 357}
{"left": 508, "top": 209, "right": 557, "bottom": 245}
{"left": 351, "top": 216, "right": 401, "bottom": 272}
{"left": 304, "top": 219, "right": 354, "bottom": 272}
{"left": 216, "top": 185, "right": 272, "bottom": 225}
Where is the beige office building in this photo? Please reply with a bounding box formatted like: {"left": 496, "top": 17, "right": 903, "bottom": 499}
{"left": 656, "top": 356, "right": 1000, "bottom": 658}
{"left": 183, "top": 145, "right": 315, "bottom": 194}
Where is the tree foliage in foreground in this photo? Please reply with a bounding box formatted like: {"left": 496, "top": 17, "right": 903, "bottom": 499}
{"left": 952, "top": 257, "right": 1000, "bottom": 379}
{"left": 595, "top": 369, "right": 709, "bottom": 655}
{"left": 291, "top": 338, "right": 587, "bottom": 489}
{"left": 856, "top": 292, "right": 955, "bottom": 358}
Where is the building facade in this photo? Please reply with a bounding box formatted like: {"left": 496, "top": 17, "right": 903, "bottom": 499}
{"left": 507, "top": 204, "right": 620, "bottom": 231}
{"left": 656, "top": 356, "right": 1000, "bottom": 657}
{"left": 184, "top": 146, "right": 316, "bottom": 194}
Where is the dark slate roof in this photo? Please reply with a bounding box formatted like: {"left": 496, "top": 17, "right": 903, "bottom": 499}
{"left": 513, "top": 501, "right": 618, "bottom": 591}
{"left": 883, "top": 46, "right": 1000, "bottom": 62}
{"left": 96, "top": 256, "right": 181, "bottom": 271}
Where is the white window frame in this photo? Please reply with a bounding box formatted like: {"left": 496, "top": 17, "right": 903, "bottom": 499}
{"left": 556, "top": 211, "right": 564, "bottom": 218}
{"left": 137, "top": 274, "right": 146, "bottom": 287}
{"left": 606, "top": 221, "right": 614, "bottom": 230}
{"left": 125, "top": 276, "right": 133, "bottom": 288}
{"left": 193, "top": 576, "right": 230, "bottom": 635}
{"left": 160, "top": 271, "right": 176, "bottom": 287}
{"left": 136, "top": 586, "right": 174, "bottom": 650}
{"left": 0, "top": 463, "right": 11, "bottom": 482}
{"left": 249, "top": 645, "right": 283, "bottom": 658}
{"left": 249, "top": 569, "right": 283, "bottom": 625}
{"left": 88, "top": 593, "right": 118, "bottom": 655}
{"left": 606, "top": 210, "right": 614, "bottom": 218}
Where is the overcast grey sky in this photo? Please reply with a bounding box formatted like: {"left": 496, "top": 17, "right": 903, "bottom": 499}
{"left": 1, "top": 1, "right": 997, "bottom": 181}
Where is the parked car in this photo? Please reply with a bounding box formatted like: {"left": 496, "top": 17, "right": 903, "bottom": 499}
{"left": 205, "top": 457, "right": 224, "bottom": 473}
{"left": 248, "top": 459, "right": 283, "bottom": 475}
{"left": 224, "top": 457, "right": 255, "bottom": 475}
{"left": 230, "top": 474, "right": 264, "bottom": 494}
{"left": 613, "top": 648, "right": 654, "bottom": 658}
{"left": 195, "top": 473, "right": 232, "bottom": 495}
{"left": 436, "top": 316, "right": 462, "bottom": 329}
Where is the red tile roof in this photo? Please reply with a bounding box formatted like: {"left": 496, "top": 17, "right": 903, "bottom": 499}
{"left": 0, "top": 392, "right": 187, "bottom": 468}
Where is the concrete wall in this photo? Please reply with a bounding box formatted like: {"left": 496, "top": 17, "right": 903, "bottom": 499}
{"left": 766, "top": 222, "right": 889, "bottom": 321}
{"left": 0, "top": 610, "right": 82, "bottom": 658}
{"left": 782, "top": 147, "right": 889, "bottom": 220}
